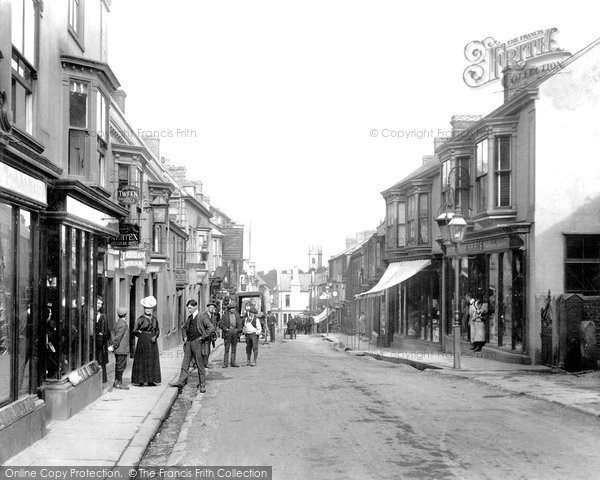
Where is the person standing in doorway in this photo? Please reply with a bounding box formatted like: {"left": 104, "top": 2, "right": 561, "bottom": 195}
{"left": 243, "top": 308, "right": 261, "bottom": 366}
{"left": 110, "top": 307, "right": 130, "bottom": 390}
{"left": 219, "top": 304, "right": 242, "bottom": 367}
{"left": 95, "top": 296, "right": 111, "bottom": 384}
{"left": 169, "top": 299, "right": 215, "bottom": 393}
{"left": 131, "top": 296, "right": 161, "bottom": 386}
{"left": 472, "top": 298, "right": 487, "bottom": 352}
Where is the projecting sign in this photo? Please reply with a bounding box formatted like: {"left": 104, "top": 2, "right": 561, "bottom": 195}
{"left": 111, "top": 223, "right": 140, "bottom": 248}
{"left": 116, "top": 185, "right": 139, "bottom": 205}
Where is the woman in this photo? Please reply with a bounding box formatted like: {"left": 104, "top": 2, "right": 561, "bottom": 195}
{"left": 131, "top": 296, "right": 161, "bottom": 386}
{"left": 472, "top": 299, "right": 487, "bottom": 352}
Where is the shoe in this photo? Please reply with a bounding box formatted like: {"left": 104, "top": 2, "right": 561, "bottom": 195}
{"left": 169, "top": 382, "right": 183, "bottom": 388}
{"left": 231, "top": 363, "right": 240, "bottom": 367}
{"left": 222, "top": 364, "right": 229, "bottom": 368}
{"left": 250, "top": 361, "right": 256, "bottom": 367}
{"left": 118, "top": 382, "right": 130, "bottom": 390}
{"left": 246, "top": 359, "right": 251, "bottom": 366}
{"left": 113, "top": 381, "right": 119, "bottom": 389}
{"left": 198, "top": 385, "right": 206, "bottom": 393}
{"left": 147, "top": 382, "right": 156, "bottom": 386}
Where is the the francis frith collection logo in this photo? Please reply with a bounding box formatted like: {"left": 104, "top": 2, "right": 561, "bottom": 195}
{"left": 463, "top": 28, "right": 572, "bottom": 88}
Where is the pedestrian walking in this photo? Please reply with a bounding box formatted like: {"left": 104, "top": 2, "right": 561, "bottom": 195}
{"left": 169, "top": 299, "right": 215, "bottom": 393}
{"left": 110, "top": 307, "right": 130, "bottom": 390}
{"left": 243, "top": 307, "right": 261, "bottom": 366}
{"left": 267, "top": 310, "right": 277, "bottom": 342}
{"left": 219, "top": 304, "right": 243, "bottom": 367}
{"left": 95, "top": 296, "right": 111, "bottom": 384}
{"left": 203, "top": 302, "right": 218, "bottom": 368}
{"left": 131, "top": 295, "right": 161, "bottom": 386}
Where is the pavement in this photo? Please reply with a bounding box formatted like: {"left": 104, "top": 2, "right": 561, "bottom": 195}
{"left": 4, "top": 333, "right": 600, "bottom": 468}
{"left": 3, "top": 339, "right": 226, "bottom": 467}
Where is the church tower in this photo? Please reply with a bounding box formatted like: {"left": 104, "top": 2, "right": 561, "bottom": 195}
{"left": 308, "top": 245, "right": 323, "bottom": 271}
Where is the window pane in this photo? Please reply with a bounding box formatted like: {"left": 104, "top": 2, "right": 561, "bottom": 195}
{"left": 477, "top": 139, "right": 488, "bottom": 176}
{"left": 397, "top": 202, "right": 406, "bottom": 224}
{"left": 18, "top": 210, "right": 33, "bottom": 397}
{"left": 69, "top": 129, "right": 87, "bottom": 176}
{"left": 0, "top": 204, "right": 15, "bottom": 404}
{"left": 70, "top": 82, "right": 87, "bottom": 128}
{"left": 496, "top": 136, "right": 511, "bottom": 170}
{"left": 419, "top": 193, "right": 428, "bottom": 217}
{"left": 583, "top": 236, "right": 600, "bottom": 259}
{"left": 12, "top": 0, "right": 24, "bottom": 55}
{"left": 566, "top": 236, "right": 585, "bottom": 259}
{"left": 419, "top": 219, "right": 429, "bottom": 244}
{"left": 497, "top": 172, "right": 511, "bottom": 207}
{"left": 565, "top": 263, "right": 600, "bottom": 295}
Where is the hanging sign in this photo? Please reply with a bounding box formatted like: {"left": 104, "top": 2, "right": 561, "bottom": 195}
{"left": 111, "top": 223, "right": 140, "bottom": 248}
{"left": 117, "top": 185, "right": 139, "bottom": 206}
{"left": 120, "top": 248, "right": 148, "bottom": 276}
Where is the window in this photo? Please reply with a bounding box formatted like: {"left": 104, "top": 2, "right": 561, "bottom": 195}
{"left": 386, "top": 201, "right": 397, "bottom": 248}
{"left": 418, "top": 193, "right": 429, "bottom": 244}
{"left": 12, "top": 0, "right": 36, "bottom": 63}
{"left": 476, "top": 139, "right": 488, "bottom": 211}
{"left": 565, "top": 235, "right": 600, "bottom": 295}
{"left": 406, "top": 194, "right": 429, "bottom": 245}
{"left": 397, "top": 202, "right": 406, "bottom": 247}
{"left": 68, "top": 0, "right": 83, "bottom": 40}
{"left": 407, "top": 195, "right": 416, "bottom": 245}
{"left": 96, "top": 91, "right": 107, "bottom": 142}
{"left": 97, "top": 151, "right": 106, "bottom": 188}
{"left": 285, "top": 294, "right": 290, "bottom": 307}
{"left": 455, "top": 156, "right": 470, "bottom": 216}
{"left": 495, "top": 136, "right": 511, "bottom": 207}
{"left": 69, "top": 81, "right": 89, "bottom": 176}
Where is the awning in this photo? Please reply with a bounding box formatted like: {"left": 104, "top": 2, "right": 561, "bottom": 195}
{"left": 312, "top": 308, "right": 332, "bottom": 324}
{"left": 356, "top": 259, "right": 431, "bottom": 297}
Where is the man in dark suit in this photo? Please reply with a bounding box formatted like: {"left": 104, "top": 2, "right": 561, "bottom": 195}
{"left": 169, "top": 300, "right": 215, "bottom": 394}
{"left": 95, "top": 296, "right": 111, "bottom": 383}
{"left": 219, "top": 304, "right": 243, "bottom": 367}
{"left": 203, "top": 302, "right": 218, "bottom": 368}
{"left": 110, "top": 307, "right": 130, "bottom": 390}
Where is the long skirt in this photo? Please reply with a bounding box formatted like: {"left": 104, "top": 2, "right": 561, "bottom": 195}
{"left": 472, "top": 320, "right": 486, "bottom": 342}
{"left": 131, "top": 332, "right": 161, "bottom": 384}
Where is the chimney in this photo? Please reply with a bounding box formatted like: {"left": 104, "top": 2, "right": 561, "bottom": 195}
{"left": 144, "top": 135, "right": 160, "bottom": 160}
{"left": 422, "top": 155, "right": 436, "bottom": 165}
{"left": 114, "top": 89, "right": 127, "bottom": 113}
{"left": 450, "top": 115, "right": 482, "bottom": 137}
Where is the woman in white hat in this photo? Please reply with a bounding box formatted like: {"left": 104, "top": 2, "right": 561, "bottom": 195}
{"left": 131, "top": 296, "right": 161, "bottom": 386}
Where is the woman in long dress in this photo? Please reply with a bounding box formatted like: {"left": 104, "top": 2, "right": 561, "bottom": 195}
{"left": 131, "top": 296, "right": 161, "bottom": 386}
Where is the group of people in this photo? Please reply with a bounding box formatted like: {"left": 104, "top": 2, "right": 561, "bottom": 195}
{"left": 95, "top": 295, "right": 161, "bottom": 390}
{"left": 95, "top": 295, "right": 279, "bottom": 395}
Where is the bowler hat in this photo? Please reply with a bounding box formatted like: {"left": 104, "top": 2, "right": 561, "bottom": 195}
{"left": 117, "top": 307, "right": 128, "bottom": 317}
{"left": 248, "top": 307, "right": 258, "bottom": 314}
{"left": 140, "top": 296, "right": 157, "bottom": 308}
{"left": 207, "top": 302, "right": 218, "bottom": 308}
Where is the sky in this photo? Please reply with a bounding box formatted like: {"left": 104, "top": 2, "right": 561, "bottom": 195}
{"left": 108, "top": 0, "right": 600, "bottom": 272}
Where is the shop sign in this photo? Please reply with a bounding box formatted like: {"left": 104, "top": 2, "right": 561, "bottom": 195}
{"left": 454, "top": 236, "right": 512, "bottom": 255}
{"left": 120, "top": 249, "right": 148, "bottom": 276}
{"left": 111, "top": 223, "right": 140, "bottom": 248}
{"left": 175, "top": 268, "right": 187, "bottom": 286}
{"left": 116, "top": 185, "right": 139, "bottom": 205}
{"left": 66, "top": 196, "right": 119, "bottom": 232}
{"left": 0, "top": 162, "right": 47, "bottom": 205}
{"left": 68, "top": 362, "right": 100, "bottom": 386}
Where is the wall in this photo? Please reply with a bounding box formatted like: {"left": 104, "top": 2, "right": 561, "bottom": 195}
{"left": 533, "top": 43, "right": 600, "bottom": 362}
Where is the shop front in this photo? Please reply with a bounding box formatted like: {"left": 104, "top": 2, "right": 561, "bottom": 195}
{"left": 42, "top": 183, "right": 126, "bottom": 420}
{"left": 0, "top": 156, "right": 54, "bottom": 463}
{"left": 443, "top": 231, "right": 528, "bottom": 363}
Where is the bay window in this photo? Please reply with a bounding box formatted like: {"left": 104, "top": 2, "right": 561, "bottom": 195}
{"left": 69, "top": 81, "right": 89, "bottom": 176}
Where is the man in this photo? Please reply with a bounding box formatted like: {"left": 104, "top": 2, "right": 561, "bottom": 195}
{"left": 169, "top": 300, "right": 215, "bottom": 394}
{"left": 95, "top": 296, "right": 111, "bottom": 383}
{"left": 243, "top": 307, "right": 261, "bottom": 366}
{"left": 287, "top": 316, "right": 297, "bottom": 340}
{"left": 110, "top": 307, "right": 130, "bottom": 390}
{"left": 267, "top": 310, "right": 277, "bottom": 342}
{"left": 219, "top": 304, "right": 243, "bottom": 367}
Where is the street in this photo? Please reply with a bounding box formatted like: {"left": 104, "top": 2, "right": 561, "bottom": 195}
{"left": 142, "top": 335, "right": 600, "bottom": 480}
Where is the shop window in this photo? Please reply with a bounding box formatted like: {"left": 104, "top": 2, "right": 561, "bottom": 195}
{"left": 69, "top": 81, "right": 89, "bottom": 176}
{"left": 476, "top": 138, "right": 488, "bottom": 212}
{"left": 0, "top": 203, "right": 35, "bottom": 405}
{"left": 565, "top": 234, "right": 600, "bottom": 295}
{"left": 495, "top": 136, "right": 511, "bottom": 207}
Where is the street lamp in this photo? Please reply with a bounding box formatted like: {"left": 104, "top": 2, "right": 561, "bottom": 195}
{"left": 436, "top": 166, "right": 469, "bottom": 369}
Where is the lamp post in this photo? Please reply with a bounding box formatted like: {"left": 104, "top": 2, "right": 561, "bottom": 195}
{"left": 436, "top": 167, "right": 469, "bottom": 369}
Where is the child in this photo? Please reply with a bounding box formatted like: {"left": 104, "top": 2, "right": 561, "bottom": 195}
{"left": 110, "top": 307, "right": 130, "bottom": 389}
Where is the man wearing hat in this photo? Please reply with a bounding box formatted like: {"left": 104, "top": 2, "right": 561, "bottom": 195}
{"left": 169, "top": 299, "right": 215, "bottom": 393}
{"left": 242, "top": 307, "right": 262, "bottom": 366}
{"left": 203, "top": 302, "right": 219, "bottom": 368}
{"left": 218, "top": 304, "right": 243, "bottom": 367}
{"left": 109, "top": 307, "right": 130, "bottom": 390}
